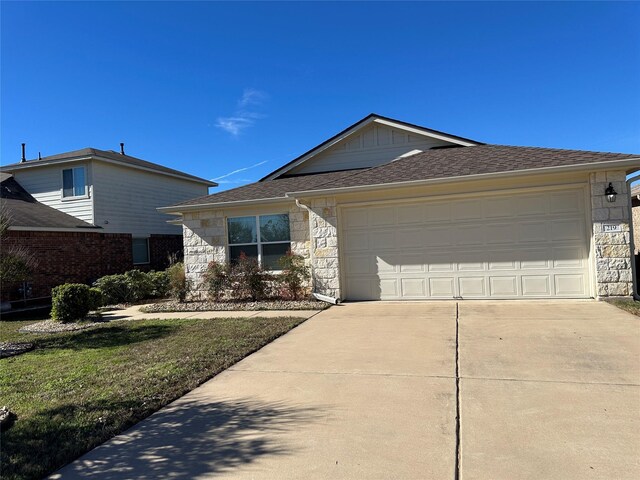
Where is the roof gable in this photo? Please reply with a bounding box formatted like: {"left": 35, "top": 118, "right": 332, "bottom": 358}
{"left": 260, "top": 114, "right": 482, "bottom": 181}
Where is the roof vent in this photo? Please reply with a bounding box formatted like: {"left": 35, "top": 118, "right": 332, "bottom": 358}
{"left": 21, "top": 143, "right": 26, "bottom": 163}
{"left": 120, "top": 143, "right": 125, "bottom": 155}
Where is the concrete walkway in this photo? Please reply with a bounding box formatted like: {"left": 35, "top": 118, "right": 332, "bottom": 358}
{"left": 101, "top": 304, "right": 321, "bottom": 321}
{"left": 52, "top": 301, "right": 640, "bottom": 480}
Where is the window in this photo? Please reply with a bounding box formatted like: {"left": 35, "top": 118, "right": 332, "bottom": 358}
{"left": 62, "top": 166, "right": 86, "bottom": 198}
{"left": 132, "top": 237, "right": 150, "bottom": 265}
{"left": 227, "top": 214, "right": 290, "bottom": 270}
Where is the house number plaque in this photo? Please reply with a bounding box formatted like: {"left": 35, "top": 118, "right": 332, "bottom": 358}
{"left": 602, "top": 224, "right": 622, "bottom": 233}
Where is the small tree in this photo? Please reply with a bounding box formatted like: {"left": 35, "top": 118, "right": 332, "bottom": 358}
{"left": 278, "top": 251, "right": 310, "bottom": 300}
{"left": 167, "top": 262, "right": 190, "bottom": 302}
{"left": 0, "top": 206, "right": 37, "bottom": 289}
{"left": 229, "top": 252, "right": 272, "bottom": 301}
{"left": 202, "top": 260, "right": 230, "bottom": 301}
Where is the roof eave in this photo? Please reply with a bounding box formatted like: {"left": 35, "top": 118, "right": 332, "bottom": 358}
{"left": 158, "top": 196, "right": 292, "bottom": 214}
{"left": 286, "top": 158, "right": 640, "bottom": 198}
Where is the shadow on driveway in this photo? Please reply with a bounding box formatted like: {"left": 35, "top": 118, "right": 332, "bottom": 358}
{"left": 52, "top": 397, "right": 323, "bottom": 479}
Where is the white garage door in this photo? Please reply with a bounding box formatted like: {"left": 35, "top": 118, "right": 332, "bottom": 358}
{"left": 341, "top": 188, "right": 591, "bottom": 300}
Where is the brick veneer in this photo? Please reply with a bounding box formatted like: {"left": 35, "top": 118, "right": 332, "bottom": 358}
{"left": 2, "top": 230, "right": 132, "bottom": 301}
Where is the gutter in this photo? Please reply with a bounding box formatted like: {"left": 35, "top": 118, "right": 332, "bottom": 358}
{"left": 285, "top": 158, "right": 640, "bottom": 198}
{"left": 158, "top": 196, "right": 292, "bottom": 214}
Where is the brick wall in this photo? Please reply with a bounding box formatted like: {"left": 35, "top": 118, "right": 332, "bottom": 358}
{"left": 149, "top": 234, "right": 183, "bottom": 271}
{"left": 1, "top": 230, "right": 133, "bottom": 301}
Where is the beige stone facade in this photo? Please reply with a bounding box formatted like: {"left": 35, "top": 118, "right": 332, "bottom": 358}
{"left": 590, "top": 170, "right": 633, "bottom": 297}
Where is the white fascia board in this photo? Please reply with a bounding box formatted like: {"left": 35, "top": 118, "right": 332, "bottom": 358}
{"left": 157, "top": 196, "right": 292, "bottom": 214}
{"left": 1, "top": 156, "right": 94, "bottom": 171}
{"left": 286, "top": 158, "right": 640, "bottom": 198}
{"left": 372, "top": 118, "right": 477, "bottom": 146}
{"left": 8, "top": 226, "right": 103, "bottom": 232}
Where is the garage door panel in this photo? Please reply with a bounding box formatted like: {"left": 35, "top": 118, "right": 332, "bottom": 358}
{"left": 555, "top": 274, "right": 585, "bottom": 296}
{"left": 489, "top": 276, "right": 519, "bottom": 296}
{"left": 342, "top": 188, "right": 590, "bottom": 300}
{"left": 459, "top": 277, "right": 486, "bottom": 297}
{"left": 522, "top": 275, "right": 552, "bottom": 296}
{"left": 429, "top": 277, "right": 455, "bottom": 297}
{"left": 401, "top": 278, "right": 426, "bottom": 297}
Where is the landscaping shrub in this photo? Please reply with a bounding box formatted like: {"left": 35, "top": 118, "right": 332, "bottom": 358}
{"left": 277, "top": 251, "right": 310, "bottom": 300}
{"left": 167, "top": 262, "right": 190, "bottom": 302}
{"left": 93, "top": 273, "right": 130, "bottom": 304}
{"left": 148, "top": 270, "right": 170, "bottom": 298}
{"left": 202, "top": 260, "right": 230, "bottom": 301}
{"left": 229, "top": 253, "right": 272, "bottom": 301}
{"left": 51, "top": 283, "right": 92, "bottom": 323}
{"left": 88, "top": 287, "right": 104, "bottom": 311}
{"left": 124, "top": 269, "right": 154, "bottom": 301}
{"left": 94, "top": 269, "right": 169, "bottom": 304}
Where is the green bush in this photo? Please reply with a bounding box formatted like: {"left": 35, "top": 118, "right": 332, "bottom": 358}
{"left": 51, "top": 283, "right": 92, "bottom": 323}
{"left": 94, "top": 269, "right": 170, "bottom": 304}
{"left": 88, "top": 287, "right": 104, "bottom": 311}
{"left": 93, "top": 274, "right": 130, "bottom": 304}
{"left": 277, "top": 251, "right": 310, "bottom": 300}
{"left": 167, "top": 262, "right": 190, "bottom": 302}
{"left": 148, "top": 270, "right": 170, "bottom": 298}
{"left": 229, "top": 253, "right": 272, "bottom": 301}
{"left": 202, "top": 261, "right": 229, "bottom": 301}
{"left": 124, "top": 270, "right": 154, "bottom": 301}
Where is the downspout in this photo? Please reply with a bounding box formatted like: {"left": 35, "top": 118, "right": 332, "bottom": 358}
{"left": 626, "top": 173, "right": 640, "bottom": 300}
{"left": 295, "top": 198, "right": 339, "bottom": 304}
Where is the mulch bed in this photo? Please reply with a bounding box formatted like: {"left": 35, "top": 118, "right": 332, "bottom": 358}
{"left": 17, "top": 317, "right": 107, "bottom": 334}
{"left": 140, "top": 298, "right": 330, "bottom": 313}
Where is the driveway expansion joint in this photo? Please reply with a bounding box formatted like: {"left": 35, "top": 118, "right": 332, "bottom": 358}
{"left": 459, "top": 375, "right": 640, "bottom": 387}
{"left": 454, "top": 302, "right": 461, "bottom": 480}
{"left": 227, "top": 368, "right": 456, "bottom": 379}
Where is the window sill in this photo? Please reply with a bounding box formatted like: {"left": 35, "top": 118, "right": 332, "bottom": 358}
{"left": 61, "top": 194, "right": 90, "bottom": 202}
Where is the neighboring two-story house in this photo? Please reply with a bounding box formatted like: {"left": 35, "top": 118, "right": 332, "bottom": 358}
{"left": 0, "top": 146, "right": 215, "bottom": 301}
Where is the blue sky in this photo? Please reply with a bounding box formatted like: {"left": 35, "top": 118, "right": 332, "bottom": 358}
{"left": 2, "top": 1, "right": 639, "bottom": 191}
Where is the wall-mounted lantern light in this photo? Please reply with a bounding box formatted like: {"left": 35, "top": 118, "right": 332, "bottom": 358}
{"left": 605, "top": 182, "right": 617, "bottom": 203}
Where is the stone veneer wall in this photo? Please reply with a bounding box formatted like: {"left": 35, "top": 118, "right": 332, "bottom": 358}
{"left": 590, "top": 170, "right": 633, "bottom": 297}
{"left": 308, "top": 196, "right": 341, "bottom": 299}
{"left": 182, "top": 203, "right": 311, "bottom": 300}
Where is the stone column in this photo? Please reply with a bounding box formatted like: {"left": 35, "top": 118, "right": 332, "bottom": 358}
{"left": 590, "top": 171, "right": 633, "bottom": 297}
{"left": 308, "top": 197, "right": 341, "bottom": 299}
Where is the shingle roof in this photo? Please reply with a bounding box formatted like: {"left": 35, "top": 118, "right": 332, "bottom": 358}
{"left": 1, "top": 148, "right": 215, "bottom": 186}
{"left": 175, "top": 170, "right": 362, "bottom": 206}
{"left": 1, "top": 175, "right": 99, "bottom": 230}
{"left": 313, "top": 144, "right": 639, "bottom": 191}
{"left": 169, "top": 144, "right": 639, "bottom": 209}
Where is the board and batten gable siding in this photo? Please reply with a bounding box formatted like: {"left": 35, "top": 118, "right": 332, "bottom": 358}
{"left": 92, "top": 161, "right": 209, "bottom": 237}
{"left": 12, "top": 163, "right": 94, "bottom": 224}
{"left": 288, "top": 123, "right": 453, "bottom": 175}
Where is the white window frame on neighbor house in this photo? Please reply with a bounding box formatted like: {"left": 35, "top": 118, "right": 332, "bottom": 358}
{"left": 227, "top": 214, "right": 291, "bottom": 271}
{"left": 61, "top": 165, "right": 88, "bottom": 200}
{"left": 132, "top": 237, "right": 151, "bottom": 265}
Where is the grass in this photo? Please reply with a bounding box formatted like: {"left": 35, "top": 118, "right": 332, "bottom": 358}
{"left": 606, "top": 298, "right": 640, "bottom": 316}
{"left": 0, "top": 316, "right": 305, "bottom": 480}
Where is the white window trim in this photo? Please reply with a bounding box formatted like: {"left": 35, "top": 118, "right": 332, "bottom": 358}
{"left": 132, "top": 237, "right": 151, "bottom": 265}
{"left": 227, "top": 214, "right": 291, "bottom": 271}
{"left": 60, "top": 165, "right": 89, "bottom": 201}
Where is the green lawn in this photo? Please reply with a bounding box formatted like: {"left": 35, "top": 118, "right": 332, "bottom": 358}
{"left": 606, "top": 298, "right": 640, "bottom": 316}
{"left": 0, "top": 316, "right": 305, "bottom": 480}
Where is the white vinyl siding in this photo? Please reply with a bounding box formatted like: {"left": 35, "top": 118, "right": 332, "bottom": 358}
{"left": 342, "top": 187, "right": 590, "bottom": 300}
{"left": 13, "top": 164, "right": 94, "bottom": 223}
{"left": 289, "top": 123, "right": 452, "bottom": 175}
{"left": 92, "top": 161, "right": 209, "bottom": 236}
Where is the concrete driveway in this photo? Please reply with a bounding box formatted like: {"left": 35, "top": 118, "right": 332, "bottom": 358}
{"left": 53, "top": 301, "right": 640, "bottom": 479}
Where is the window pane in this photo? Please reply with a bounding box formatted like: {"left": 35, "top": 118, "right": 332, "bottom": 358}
{"left": 227, "top": 217, "right": 257, "bottom": 244}
{"left": 132, "top": 238, "right": 149, "bottom": 264}
{"left": 260, "top": 214, "right": 290, "bottom": 242}
{"left": 62, "top": 169, "right": 74, "bottom": 197}
{"left": 229, "top": 245, "right": 258, "bottom": 264}
{"left": 74, "top": 167, "right": 86, "bottom": 196}
{"left": 262, "top": 242, "right": 291, "bottom": 270}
